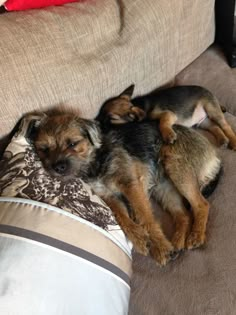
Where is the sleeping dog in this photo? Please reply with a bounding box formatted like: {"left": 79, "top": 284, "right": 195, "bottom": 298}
{"left": 97, "top": 84, "right": 236, "bottom": 149}
{"left": 31, "top": 111, "right": 221, "bottom": 266}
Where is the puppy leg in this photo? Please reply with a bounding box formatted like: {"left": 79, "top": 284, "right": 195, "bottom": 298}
{"left": 154, "top": 181, "right": 191, "bottom": 251}
{"left": 170, "top": 180, "right": 209, "bottom": 249}
{"left": 149, "top": 110, "right": 177, "bottom": 143}
{"left": 185, "top": 194, "right": 209, "bottom": 250}
{"left": 119, "top": 182, "right": 174, "bottom": 266}
{"left": 102, "top": 196, "right": 149, "bottom": 256}
{"left": 200, "top": 118, "right": 229, "bottom": 148}
{"left": 203, "top": 101, "right": 236, "bottom": 150}
{"left": 161, "top": 146, "right": 210, "bottom": 249}
{"left": 171, "top": 209, "right": 191, "bottom": 251}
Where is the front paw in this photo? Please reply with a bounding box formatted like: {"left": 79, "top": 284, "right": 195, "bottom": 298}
{"left": 149, "top": 238, "right": 174, "bottom": 266}
{"left": 130, "top": 107, "right": 146, "bottom": 121}
{"left": 186, "top": 231, "right": 206, "bottom": 249}
{"left": 217, "top": 137, "right": 229, "bottom": 149}
{"left": 109, "top": 106, "right": 145, "bottom": 124}
{"left": 162, "top": 130, "right": 177, "bottom": 144}
{"left": 171, "top": 232, "right": 186, "bottom": 252}
{"left": 229, "top": 140, "right": 236, "bottom": 151}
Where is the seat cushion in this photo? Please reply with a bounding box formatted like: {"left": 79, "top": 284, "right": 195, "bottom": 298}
{"left": 0, "top": 0, "right": 215, "bottom": 135}
{"left": 129, "top": 106, "right": 236, "bottom": 315}
{"left": 0, "top": 114, "right": 132, "bottom": 315}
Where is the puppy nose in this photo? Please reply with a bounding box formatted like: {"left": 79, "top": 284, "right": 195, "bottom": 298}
{"left": 53, "top": 160, "right": 68, "bottom": 175}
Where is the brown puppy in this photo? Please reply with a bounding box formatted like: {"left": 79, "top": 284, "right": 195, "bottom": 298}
{"left": 97, "top": 84, "right": 236, "bottom": 149}
{"left": 33, "top": 113, "right": 221, "bottom": 266}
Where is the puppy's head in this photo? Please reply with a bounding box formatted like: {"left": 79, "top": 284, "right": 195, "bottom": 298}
{"left": 34, "top": 113, "right": 101, "bottom": 178}
{"left": 96, "top": 84, "right": 146, "bottom": 124}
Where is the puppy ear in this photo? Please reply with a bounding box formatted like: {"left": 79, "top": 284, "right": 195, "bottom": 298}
{"left": 119, "top": 84, "right": 135, "bottom": 100}
{"left": 79, "top": 119, "right": 102, "bottom": 149}
{"left": 22, "top": 112, "right": 48, "bottom": 141}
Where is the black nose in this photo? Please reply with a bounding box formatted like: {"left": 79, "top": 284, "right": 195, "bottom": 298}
{"left": 52, "top": 160, "right": 68, "bottom": 175}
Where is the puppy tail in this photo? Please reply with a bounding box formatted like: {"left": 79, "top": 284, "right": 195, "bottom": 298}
{"left": 201, "top": 165, "right": 223, "bottom": 198}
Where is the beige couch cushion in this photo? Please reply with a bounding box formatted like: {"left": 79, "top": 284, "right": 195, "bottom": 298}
{"left": 129, "top": 114, "right": 236, "bottom": 315}
{"left": 129, "top": 46, "right": 236, "bottom": 315}
{"left": 0, "top": 0, "right": 215, "bottom": 135}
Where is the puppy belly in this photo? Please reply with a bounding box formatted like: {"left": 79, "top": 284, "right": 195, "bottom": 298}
{"left": 177, "top": 104, "right": 207, "bottom": 127}
{"left": 199, "top": 156, "right": 221, "bottom": 188}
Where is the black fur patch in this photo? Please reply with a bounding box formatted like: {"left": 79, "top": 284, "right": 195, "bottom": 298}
{"left": 202, "top": 165, "right": 223, "bottom": 198}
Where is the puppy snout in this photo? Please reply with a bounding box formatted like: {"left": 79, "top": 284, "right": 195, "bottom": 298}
{"left": 52, "top": 160, "right": 69, "bottom": 175}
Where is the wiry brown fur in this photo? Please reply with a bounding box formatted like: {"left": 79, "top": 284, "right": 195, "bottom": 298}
{"left": 33, "top": 112, "right": 221, "bottom": 266}
{"left": 97, "top": 84, "right": 236, "bottom": 149}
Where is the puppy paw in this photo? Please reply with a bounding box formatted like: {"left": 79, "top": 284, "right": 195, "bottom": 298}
{"left": 229, "top": 141, "right": 236, "bottom": 151}
{"left": 110, "top": 106, "right": 145, "bottom": 124}
{"left": 162, "top": 130, "right": 177, "bottom": 144}
{"left": 217, "top": 137, "right": 229, "bottom": 149}
{"left": 186, "top": 231, "right": 206, "bottom": 249}
{"left": 149, "top": 239, "right": 174, "bottom": 266}
{"left": 171, "top": 232, "right": 186, "bottom": 252}
{"left": 130, "top": 107, "right": 146, "bottom": 121}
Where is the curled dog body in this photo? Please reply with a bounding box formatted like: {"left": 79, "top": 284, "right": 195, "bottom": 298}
{"left": 33, "top": 113, "right": 221, "bottom": 266}
{"left": 98, "top": 84, "right": 236, "bottom": 149}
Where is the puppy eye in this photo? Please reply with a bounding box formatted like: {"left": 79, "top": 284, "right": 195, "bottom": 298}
{"left": 67, "top": 140, "right": 80, "bottom": 149}
{"left": 39, "top": 146, "right": 49, "bottom": 154}
{"left": 68, "top": 142, "right": 75, "bottom": 148}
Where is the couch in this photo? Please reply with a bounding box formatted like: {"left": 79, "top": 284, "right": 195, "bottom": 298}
{"left": 2, "top": 1, "right": 236, "bottom": 315}
{"left": 0, "top": 0, "right": 215, "bottom": 134}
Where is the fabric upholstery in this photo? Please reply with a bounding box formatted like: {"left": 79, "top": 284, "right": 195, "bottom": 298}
{"left": 0, "top": 115, "right": 132, "bottom": 314}
{"left": 130, "top": 115, "right": 236, "bottom": 315}
{"left": 0, "top": 0, "right": 215, "bottom": 135}
{"left": 0, "top": 199, "right": 131, "bottom": 315}
{"left": 129, "top": 46, "right": 236, "bottom": 315}
{"left": 175, "top": 45, "right": 236, "bottom": 116}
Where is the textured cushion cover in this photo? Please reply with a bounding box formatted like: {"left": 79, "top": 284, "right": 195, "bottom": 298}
{"left": 129, "top": 47, "right": 236, "bottom": 315}
{"left": 129, "top": 113, "right": 236, "bottom": 315}
{"left": 0, "top": 0, "right": 215, "bottom": 135}
{"left": 0, "top": 115, "right": 132, "bottom": 315}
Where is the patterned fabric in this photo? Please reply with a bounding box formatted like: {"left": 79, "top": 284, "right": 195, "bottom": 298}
{"left": 0, "top": 115, "right": 117, "bottom": 231}
{"left": 0, "top": 146, "right": 117, "bottom": 230}
{"left": 0, "top": 116, "right": 132, "bottom": 315}
{"left": 0, "top": 0, "right": 215, "bottom": 135}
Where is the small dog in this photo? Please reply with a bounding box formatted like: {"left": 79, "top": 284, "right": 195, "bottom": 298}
{"left": 97, "top": 84, "right": 236, "bottom": 149}
{"left": 33, "top": 112, "right": 221, "bottom": 266}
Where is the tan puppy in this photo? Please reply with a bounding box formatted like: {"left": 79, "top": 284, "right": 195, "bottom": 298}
{"left": 33, "top": 113, "right": 221, "bottom": 266}
{"left": 97, "top": 84, "right": 236, "bottom": 149}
